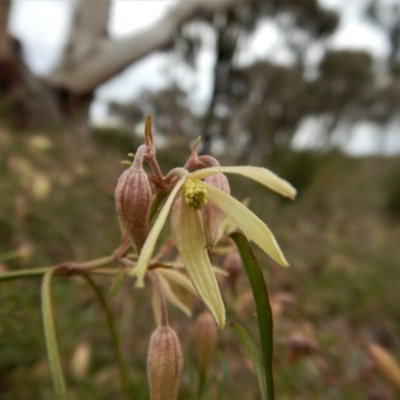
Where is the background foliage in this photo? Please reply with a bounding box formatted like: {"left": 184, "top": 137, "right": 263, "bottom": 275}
{"left": 1, "top": 0, "right": 400, "bottom": 399}
{"left": 1, "top": 127, "right": 400, "bottom": 399}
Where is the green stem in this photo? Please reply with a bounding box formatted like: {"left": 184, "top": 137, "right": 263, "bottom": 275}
{"left": 87, "top": 269, "right": 121, "bottom": 275}
{"left": 230, "top": 232, "right": 275, "bottom": 400}
{"left": 0, "top": 255, "right": 115, "bottom": 283}
{"left": 0, "top": 267, "right": 51, "bottom": 282}
{"left": 41, "top": 268, "right": 68, "bottom": 400}
{"left": 82, "top": 275, "right": 129, "bottom": 399}
{"left": 196, "top": 370, "right": 206, "bottom": 400}
{"left": 75, "top": 255, "right": 114, "bottom": 270}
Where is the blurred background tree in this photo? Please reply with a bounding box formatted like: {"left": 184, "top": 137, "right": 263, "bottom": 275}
{"left": 0, "top": 0, "right": 246, "bottom": 135}
{"left": 2, "top": 2, "right": 400, "bottom": 399}
{"left": 1, "top": 0, "right": 400, "bottom": 164}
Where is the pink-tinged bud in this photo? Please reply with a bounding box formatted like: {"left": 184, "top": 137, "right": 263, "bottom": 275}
{"left": 192, "top": 311, "right": 217, "bottom": 375}
{"left": 147, "top": 325, "right": 183, "bottom": 400}
{"left": 115, "top": 161, "right": 152, "bottom": 254}
{"left": 202, "top": 173, "right": 230, "bottom": 248}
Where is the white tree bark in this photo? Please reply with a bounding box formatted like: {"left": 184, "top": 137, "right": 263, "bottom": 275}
{"left": 46, "top": 0, "right": 246, "bottom": 93}
{"left": 52, "top": 0, "right": 111, "bottom": 72}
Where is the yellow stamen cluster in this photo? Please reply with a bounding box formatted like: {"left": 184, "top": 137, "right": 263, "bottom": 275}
{"left": 182, "top": 178, "right": 208, "bottom": 210}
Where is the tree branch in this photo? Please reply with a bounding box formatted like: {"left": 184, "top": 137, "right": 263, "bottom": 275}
{"left": 46, "top": 0, "right": 245, "bottom": 93}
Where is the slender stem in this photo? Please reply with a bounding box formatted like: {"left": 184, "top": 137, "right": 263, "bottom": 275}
{"left": 82, "top": 275, "right": 129, "bottom": 400}
{"left": 196, "top": 371, "right": 206, "bottom": 400}
{"left": 198, "top": 155, "right": 220, "bottom": 167}
{"left": 41, "top": 267, "right": 68, "bottom": 400}
{"left": 0, "top": 255, "right": 115, "bottom": 283}
{"left": 147, "top": 156, "right": 164, "bottom": 183}
{"left": 164, "top": 167, "right": 187, "bottom": 182}
{"left": 119, "top": 258, "right": 136, "bottom": 269}
{"left": 149, "top": 272, "right": 168, "bottom": 327}
{"left": 113, "top": 236, "right": 132, "bottom": 260}
{"left": 143, "top": 115, "right": 165, "bottom": 181}
{"left": 132, "top": 145, "right": 147, "bottom": 169}
{"left": 0, "top": 267, "right": 51, "bottom": 282}
{"left": 77, "top": 255, "right": 114, "bottom": 270}
{"left": 153, "top": 239, "right": 174, "bottom": 262}
{"left": 86, "top": 269, "right": 121, "bottom": 275}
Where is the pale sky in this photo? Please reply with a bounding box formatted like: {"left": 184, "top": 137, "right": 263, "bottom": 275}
{"left": 7, "top": 0, "right": 400, "bottom": 155}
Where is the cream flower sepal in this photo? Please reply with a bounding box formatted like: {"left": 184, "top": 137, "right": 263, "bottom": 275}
{"left": 128, "top": 166, "right": 296, "bottom": 327}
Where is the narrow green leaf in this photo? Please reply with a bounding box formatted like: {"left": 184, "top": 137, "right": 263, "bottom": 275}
{"left": 108, "top": 266, "right": 125, "bottom": 297}
{"left": 41, "top": 268, "right": 68, "bottom": 400}
{"left": 229, "top": 232, "right": 275, "bottom": 400}
{"left": 83, "top": 275, "right": 129, "bottom": 400}
{"left": 230, "top": 321, "right": 267, "bottom": 400}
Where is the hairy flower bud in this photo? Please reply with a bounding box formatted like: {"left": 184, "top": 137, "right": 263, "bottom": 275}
{"left": 192, "top": 311, "right": 217, "bottom": 375}
{"left": 115, "top": 158, "right": 152, "bottom": 253}
{"left": 202, "top": 173, "right": 230, "bottom": 248}
{"left": 147, "top": 325, "right": 183, "bottom": 400}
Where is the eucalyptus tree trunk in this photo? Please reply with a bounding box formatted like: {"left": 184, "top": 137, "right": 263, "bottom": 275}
{"left": 1, "top": 0, "right": 245, "bottom": 135}
{"left": 0, "top": 0, "right": 60, "bottom": 129}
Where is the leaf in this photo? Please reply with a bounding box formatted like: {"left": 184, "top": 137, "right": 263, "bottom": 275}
{"left": 229, "top": 232, "right": 275, "bottom": 400}
{"left": 231, "top": 321, "right": 267, "bottom": 400}
{"left": 41, "top": 268, "right": 68, "bottom": 400}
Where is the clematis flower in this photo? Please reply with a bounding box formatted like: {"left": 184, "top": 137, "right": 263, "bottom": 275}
{"left": 129, "top": 166, "right": 296, "bottom": 328}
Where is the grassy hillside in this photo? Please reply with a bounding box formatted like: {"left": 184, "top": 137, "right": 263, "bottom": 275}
{"left": 1, "top": 126, "right": 400, "bottom": 399}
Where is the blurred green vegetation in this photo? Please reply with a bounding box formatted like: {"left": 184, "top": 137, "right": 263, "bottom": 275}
{"left": 1, "top": 127, "right": 400, "bottom": 399}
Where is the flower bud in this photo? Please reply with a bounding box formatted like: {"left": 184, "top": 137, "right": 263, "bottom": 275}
{"left": 147, "top": 325, "right": 183, "bottom": 400}
{"left": 192, "top": 311, "right": 217, "bottom": 375}
{"left": 115, "top": 162, "right": 152, "bottom": 254}
{"left": 202, "top": 173, "right": 230, "bottom": 248}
